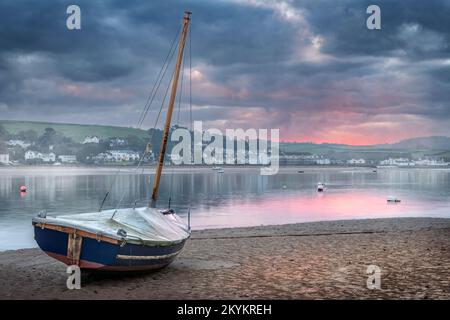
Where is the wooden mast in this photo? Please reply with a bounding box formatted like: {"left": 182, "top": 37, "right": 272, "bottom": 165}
{"left": 150, "top": 11, "right": 191, "bottom": 207}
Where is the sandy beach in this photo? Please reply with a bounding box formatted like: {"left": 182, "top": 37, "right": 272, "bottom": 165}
{"left": 0, "top": 217, "right": 449, "bottom": 299}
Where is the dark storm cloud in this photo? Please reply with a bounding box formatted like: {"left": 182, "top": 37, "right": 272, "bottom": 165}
{"left": 300, "top": 0, "right": 450, "bottom": 60}
{"left": 0, "top": 0, "right": 449, "bottom": 142}
{"left": 0, "top": 1, "right": 297, "bottom": 116}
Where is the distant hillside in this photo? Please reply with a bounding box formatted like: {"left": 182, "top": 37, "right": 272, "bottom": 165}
{"left": 280, "top": 142, "right": 376, "bottom": 154}
{"left": 280, "top": 136, "right": 450, "bottom": 162}
{"left": 385, "top": 136, "right": 450, "bottom": 150}
{"left": 281, "top": 136, "right": 450, "bottom": 152}
{"left": 0, "top": 120, "right": 148, "bottom": 143}
{"left": 1, "top": 120, "right": 449, "bottom": 161}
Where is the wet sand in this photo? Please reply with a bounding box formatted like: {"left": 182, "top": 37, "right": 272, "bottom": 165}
{"left": 0, "top": 217, "right": 449, "bottom": 299}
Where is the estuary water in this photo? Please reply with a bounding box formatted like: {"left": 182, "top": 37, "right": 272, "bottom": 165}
{"left": 1, "top": 166, "right": 450, "bottom": 251}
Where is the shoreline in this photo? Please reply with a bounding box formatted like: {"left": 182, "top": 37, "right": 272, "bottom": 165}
{"left": 1, "top": 217, "right": 449, "bottom": 299}
{"left": 1, "top": 165, "right": 449, "bottom": 177}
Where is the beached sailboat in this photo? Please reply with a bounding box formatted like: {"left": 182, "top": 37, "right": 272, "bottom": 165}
{"left": 32, "top": 12, "right": 192, "bottom": 271}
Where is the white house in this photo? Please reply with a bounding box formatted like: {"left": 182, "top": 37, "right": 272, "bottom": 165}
{"left": 42, "top": 153, "right": 56, "bottom": 162}
{"left": 414, "top": 158, "right": 449, "bottom": 166}
{"left": 109, "top": 150, "right": 140, "bottom": 162}
{"left": 347, "top": 159, "right": 366, "bottom": 165}
{"left": 379, "top": 158, "right": 414, "bottom": 167}
{"left": 109, "top": 138, "right": 126, "bottom": 148}
{"left": 82, "top": 136, "right": 100, "bottom": 144}
{"left": 92, "top": 152, "right": 114, "bottom": 162}
{"left": 24, "top": 150, "right": 40, "bottom": 160}
{"left": 58, "top": 155, "right": 77, "bottom": 163}
{"left": 0, "top": 153, "right": 9, "bottom": 165}
{"left": 316, "top": 158, "right": 331, "bottom": 165}
{"left": 7, "top": 140, "right": 31, "bottom": 148}
{"left": 25, "top": 150, "right": 56, "bottom": 162}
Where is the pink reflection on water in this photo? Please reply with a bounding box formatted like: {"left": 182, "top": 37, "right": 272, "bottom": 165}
{"left": 192, "top": 190, "right": 431, "bottom": 230}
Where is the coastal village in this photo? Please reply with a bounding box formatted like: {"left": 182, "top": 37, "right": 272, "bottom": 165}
{"left": 1, "top": 137, "right": 449, "bottom": 167}
{"left": 0, "top": 124, "right": 151, "bottom": 166}
{"left": 278, "top": 154, "right": 449, "bottom": 167}
{"left": 0, "top": 135, "right": 146, "bottom": 165}
{"left": 1, "top": 124, "right": 450, "bottom": 167}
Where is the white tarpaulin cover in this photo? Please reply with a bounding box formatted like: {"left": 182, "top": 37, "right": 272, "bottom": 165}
{"left": 32, "top": 207, "right": 190, "bottom": 245}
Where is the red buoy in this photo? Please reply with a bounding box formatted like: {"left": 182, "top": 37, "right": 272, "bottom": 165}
{"left": 20, "top": 186, "right": 27, "bottom": 192}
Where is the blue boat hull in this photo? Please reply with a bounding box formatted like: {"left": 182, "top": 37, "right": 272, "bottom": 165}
{"left": 34, "top": 225, "right": 187, "bottom": 271}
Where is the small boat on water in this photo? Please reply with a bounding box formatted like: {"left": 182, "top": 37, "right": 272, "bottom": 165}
{"left": 317, "top": 182, "right": 325, "bottom": 192}
{"left": 217, "top": 169, "right": 224, "bottom": 174}
{"left": 32, "top": 11, "right": 193, "bottom": 271}
{"left": 387, "top": 196, "right": 401, "bottom": 203}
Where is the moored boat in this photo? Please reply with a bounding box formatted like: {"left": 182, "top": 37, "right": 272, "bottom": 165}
{"left": 387, "top": 196, "right": 401, "bottom": 203}
{"left": 317, "top": 182, "right": 325, "bottom": 192}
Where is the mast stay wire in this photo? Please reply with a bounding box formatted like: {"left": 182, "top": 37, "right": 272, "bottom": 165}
{"left": 168, "top": 40, "right": 186, "bottom": 207}
{"left": 187, "top": 26, "right": 193, "bottom": 229}
{"left": 114, "top": 65, "right": 177, "bottom": 213}
{"left": 168, "top": 25, "right": 192, "bottom": 224}
{"left": 98, "top": 26, "right": 181, "bottom": 212}
{"left": 137, "top": 29, "right": 181, "bottom": 129}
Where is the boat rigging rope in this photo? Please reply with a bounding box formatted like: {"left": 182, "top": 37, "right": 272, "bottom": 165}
{"left": 114, "top": 66, "right": 176, "bottom": 212}
{"left": 168, "top": 41, "right": 186, "bottom": 206}
{"left": 137, "top": 29, "right": 181, "bottom": 129}
{"left": 168, "top": 25, "right": 192, "bottom": 221}
{"left": 104, "top": 21, "right": 193, "bottom": 224}
{"left": 98, "top": 26, "right": 181, "bottom": 212}
{"left": 188, "top": 27, "right": 193, "bottom": 229}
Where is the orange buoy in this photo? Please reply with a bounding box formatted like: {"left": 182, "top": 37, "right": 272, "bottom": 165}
{"left": 20, "top": 186, "right": 27, "bottom": 192}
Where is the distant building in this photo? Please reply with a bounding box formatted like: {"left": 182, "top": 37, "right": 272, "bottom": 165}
{"left": 92, "top": 152, "right": 114, "bottom": 162}
{"left": 24, "top": 150, "right": 39, "bottom": 160}
{"left": 379, "top": 158, "right": 414, "bottom": 167}
{"left": 7, "top": 140, "right": 31, "bottom": 148}
{"left": 93, "top": 150, "right": 140, "bottom": 162}
{"left": 347, "top": 159, "right": 366, "bottom": 165}
{"left": 331, "top": 159, "right": 346, "bottom": 165}
{"left": 25, "top": 150, "right": 56, "bottom": 163}
{"left": 414, "top": 158, "right": 449, "bottom": 166}
{"left": 0, "top": 153, "right": 9, "bottom": 165}
{"left": 58, "top": 155, "right": 77, "bottom": 163}
{"left": 109, "top": 138, "right": 126, "bottom": 148}
{"left": 316, "top": 158, "right": 331, "bottom": 165}
{"left": 82, "top": 136, "right": 100, "bottom": 144}
{"left": 279, "top": 154, "right": 320, "bottom": 165}
{"left": 109, "top": 150, "right": 140, "bottom": 162}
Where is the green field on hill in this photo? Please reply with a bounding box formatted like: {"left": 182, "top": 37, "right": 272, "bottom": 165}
{"left": 1, "top": 120, "right": 449, "bottom": 162}
{"left": 0, "top": 120, "right": 149, "bottom": 143}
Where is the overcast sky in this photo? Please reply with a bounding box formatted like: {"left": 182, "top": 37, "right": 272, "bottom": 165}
{"left": 1, "top": 0, "right": 450, "bottom": 144}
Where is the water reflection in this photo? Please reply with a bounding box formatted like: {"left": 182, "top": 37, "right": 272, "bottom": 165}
{"left": 0, "top": 168, "right": 449, "bottom": 250}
